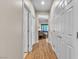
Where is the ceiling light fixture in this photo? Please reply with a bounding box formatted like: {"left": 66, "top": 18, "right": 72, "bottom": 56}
{"left": 41, "top": 1, "right": 45, "bottom": 5}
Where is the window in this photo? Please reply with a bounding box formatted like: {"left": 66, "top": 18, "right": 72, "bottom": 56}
{"left": 41, "top": 24, "right": 48, "bottom": 32}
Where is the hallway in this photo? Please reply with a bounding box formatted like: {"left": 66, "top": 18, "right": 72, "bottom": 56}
{"left": 23, "top": 0, "right": 78, "bottom": 59}
{"left": 0, "top": 0, "right": 77, "bottom": 59}
{"left": 23, "top": 0, "right": 77, "bottom": 59}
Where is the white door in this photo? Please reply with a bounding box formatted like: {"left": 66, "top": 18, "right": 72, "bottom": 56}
{"left": 49, "top": 0, "right": 78, "bottom": 59}
{"left": 28, "top": 12, "right": 36, "bottom": 52}
{"left": 23, "top": 6, "right": 29, "bottom": 53}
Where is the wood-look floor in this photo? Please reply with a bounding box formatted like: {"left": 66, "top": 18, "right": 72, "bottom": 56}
{"left": 24, "top": 40, "right": 57, "bottom": 59}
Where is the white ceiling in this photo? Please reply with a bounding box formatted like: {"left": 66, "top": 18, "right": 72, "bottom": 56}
{"left": 31, "top": 0, "right": 53, "bottom": 12}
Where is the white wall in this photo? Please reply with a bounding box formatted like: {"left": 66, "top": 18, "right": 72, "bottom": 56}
{"left": 36, "top": 11, "right": 49, "bottom": 16}
{"left": 24, "top": 0, "right": 36, "bottom": 17}
{"left": 0, "top": 0, "right": 22, "bottom": 59}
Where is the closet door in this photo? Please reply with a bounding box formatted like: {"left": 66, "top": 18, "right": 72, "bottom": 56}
{"left": 29, "top": 13, "right": 36, "bottom": 52}
{"left": 49, "top": 0, "right": 78, "bottom": 59}
{"left": 32, "top": 17, "right": 36, "bottom": 45}
{"left": 28, "top": 13, "right": 32, "bottom": 52}
{"left": 23, "top": 7, "right": 29, "bottom": 53}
